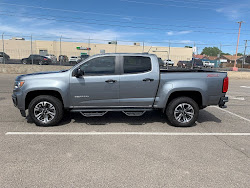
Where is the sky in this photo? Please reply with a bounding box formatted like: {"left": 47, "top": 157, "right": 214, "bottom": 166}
{"left": 0, "top": 0, "right": 250, "bottom": 54}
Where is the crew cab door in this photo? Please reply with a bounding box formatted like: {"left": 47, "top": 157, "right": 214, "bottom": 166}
{"left": 70, "top": 56, "right": 120, "bottom": 107}
{"left": 119, "top": 55, "right": 159, "bottom": 107}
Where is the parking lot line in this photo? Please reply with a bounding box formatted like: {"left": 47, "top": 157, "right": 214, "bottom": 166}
{"left": 227, "top": 95, "right": 245, "bottom": 101}
{"left": 211, "top": 106, "right": 250, "bottom": 123}
{"left": 240, "top": 86, "right": 250, "bottom": 89}
{"left": 5, "top": 132, "right": 250, "bottom": 136}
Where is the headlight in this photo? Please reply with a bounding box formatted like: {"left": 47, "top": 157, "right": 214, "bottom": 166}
{"left": 14, "top": 81, "right": 25, "bottom": 89}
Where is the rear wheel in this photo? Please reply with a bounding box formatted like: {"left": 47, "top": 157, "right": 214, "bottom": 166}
{"left": 166, "top": 97, "right": 199, "bottom": 127}
{"left": 22, "top": 60, "right": 28, "bottom": 64}
{"left": 28, "top": 95, "right": 64, "bottom": 126}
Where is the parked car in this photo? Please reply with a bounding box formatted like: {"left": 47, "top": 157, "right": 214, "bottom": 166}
{"left": 177, "top": 61, "right": 189, "bottom": 68}
{"left": 163, "top": 59, "right": 174, "bottom": 66}
{"left": 69, "top": 56, "right": 81, "bottom": 64}
{"left": 12, "top": 53, "right": 228, "bottom": 127}
{"left": 0, "top": 52, "right": 10, "bottom": 63}
{"left": 59, "top": 55, "right": 68, "bottom": 63}
{"left": 80, "top": 54, "right": 90, "bottom": 61}
{"left": 21, "top": 55, "right": 52, "bottom": 65}
{"left": 179, "top": 59, "right": 204, "bottom": 69}
{"left": 45, "top": 54, "right": 57, "bottom": 63}
{"left": 203, "top": 61, "right": 214, "bottom": 68}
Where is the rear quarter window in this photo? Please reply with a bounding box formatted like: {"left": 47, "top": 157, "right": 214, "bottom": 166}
{"left": 123, "top": 56, "right": 152, "bottom": 74}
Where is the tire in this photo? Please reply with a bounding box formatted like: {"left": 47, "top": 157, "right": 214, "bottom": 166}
{"left": 38, "top": 61, "right": 43, "bottom": 65}
{"left": 166, "top": 97, "right": 199, "bottom": 127}
{"left": 22, "top": 60, "right": 27, "bottom": 64}
{"left": 28, "top": 95, "right": 64, "bottom": 126}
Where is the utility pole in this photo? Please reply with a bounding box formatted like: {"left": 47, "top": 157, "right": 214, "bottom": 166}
{"left": 243, "top": 40, "right": 248, "bottom": 69}
{"left": 1, "top": 33, "right": 4, "bottom": 64}
{"left": 233, "top": 21, "right": 244, "bottom": 71}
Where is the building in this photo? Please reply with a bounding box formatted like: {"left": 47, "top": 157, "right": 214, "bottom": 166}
{"left": 220, "top": 55, "right": 243, "bottom": 64}
{"left": 193, "top": 54, "right": 207, "bottom": 59}
{"left": 0, "top": 39, "right": 193, "bottom": 65}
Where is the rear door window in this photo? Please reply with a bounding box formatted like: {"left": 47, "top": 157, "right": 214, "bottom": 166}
{"left": 123, "top": 56, "right": 151, "bottom": 74}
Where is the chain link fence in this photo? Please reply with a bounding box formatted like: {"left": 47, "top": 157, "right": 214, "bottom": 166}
{"left": 1, "top": 33, "right": 250, "bottom": 69}
{"left": 0, "top": 34, "right": 194, "bottom": 66}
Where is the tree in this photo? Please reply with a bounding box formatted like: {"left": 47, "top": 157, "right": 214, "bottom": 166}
{"left": 185, "top": 46, "right": 192, "bottom": 48}
{"left": 221, "top": 52, "right": 231, "bottom": 55}
{"left": 201, "top": 47, "right": 222, "bottom": 56}
{"left": 237, "top": 53, "right": 243, "bottom": 56}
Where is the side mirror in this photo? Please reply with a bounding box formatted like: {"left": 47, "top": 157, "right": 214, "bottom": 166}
{"left": 75, "top": 68, "right": 84, "bottom": 78}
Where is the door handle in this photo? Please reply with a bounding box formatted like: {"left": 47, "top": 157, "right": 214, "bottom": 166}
{"left": 143, "top": 78, "right": 154, "bottom": 82}
{"left": 105, "top": 79, "right": 117, "bottom": 83}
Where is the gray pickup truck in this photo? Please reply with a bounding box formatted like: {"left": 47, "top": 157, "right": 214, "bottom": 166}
{"left": 12, "top": 53, "right": 228, "bottom": 127}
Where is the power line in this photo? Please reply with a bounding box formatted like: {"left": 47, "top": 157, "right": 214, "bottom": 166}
{"left": 120, "top": 0, "right": 218, "bottom": 10}
{"left": 1, "top": 12, "right": 249, "bottom": 36}
{"left": 162, "top": 0, "right": 229, "bottom": 5}
{"left": 0, "top": 10, "right": 246, "bottom": 32}
{"left": 0, "top": 2, "right": 239, "bottom": 24}
{"left": 121, "top": 0, "right": 250, "bottom": 13}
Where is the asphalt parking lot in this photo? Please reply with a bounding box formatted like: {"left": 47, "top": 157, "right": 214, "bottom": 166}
{"left": 0, "top": 74, "right": 250, "bottom": 188}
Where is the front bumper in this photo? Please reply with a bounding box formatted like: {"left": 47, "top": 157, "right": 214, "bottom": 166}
{"left": 12, "top": 92, "right": 26, "bottom": 117}
{"left": 218, "top": 96, "right": 228, "bottom": 108}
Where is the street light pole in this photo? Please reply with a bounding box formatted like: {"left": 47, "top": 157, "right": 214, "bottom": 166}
{"left": 60, "top": 35, "right": 62, "bottom": 65}
{"left": 31, "top": 35, "right": 33, "bottom": 65}
{"left": 233, "top": 21, "right": 244, "bottom": 71}
{"left": 2, "top": 32, "right": 5, "bottom": 64}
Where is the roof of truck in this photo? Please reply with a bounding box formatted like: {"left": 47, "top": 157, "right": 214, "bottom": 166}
{"left": 91, "top": 53, "right": 156, "bottom": 57}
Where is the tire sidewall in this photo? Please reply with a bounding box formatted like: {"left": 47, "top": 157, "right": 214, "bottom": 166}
{"left": 28, "top": 95, "right": 63, "bottom": 126}
{"left": 166, "top": 97, "right": 199, "bottom": 127}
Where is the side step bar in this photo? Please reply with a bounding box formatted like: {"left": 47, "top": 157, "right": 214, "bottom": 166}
{"left": 122, "top": 111, "right": 146, "bottom": 116}
{"left": 70, "top": 108, "right": 152, "bottom": 117}
{"left": 80, "top": 111, "right": 107, "bottom": 117}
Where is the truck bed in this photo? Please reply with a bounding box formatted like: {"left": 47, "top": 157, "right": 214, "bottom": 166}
{"left": 160, "top": 68, "right": 219, "bottom": 73}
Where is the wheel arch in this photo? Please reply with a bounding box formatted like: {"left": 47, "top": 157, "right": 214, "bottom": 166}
{"left": 165, "top": 90, "right": 203, "bottom": 111}
{"left": 25, "top": 90, "right": 64, "bottom": 110}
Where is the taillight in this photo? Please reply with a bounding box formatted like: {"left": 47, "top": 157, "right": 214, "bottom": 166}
{"left": 223, "top": 77, "right": 229, "bottom": 93}
{"left": 44, "top": 58, "right": 47, "bottom": 60}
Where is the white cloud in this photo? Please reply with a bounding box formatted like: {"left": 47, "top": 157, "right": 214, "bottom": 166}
{"left": 0, "top": 22, "right": 144, "bottom": 43}
{"left": 167, "top": 30, "right": 192, "bottom": 36}
{"left": 122, "top": 17, "right": 132, "bottom": 21}
{"left": 216, "top": 4, "right": 247, "bottom": 20}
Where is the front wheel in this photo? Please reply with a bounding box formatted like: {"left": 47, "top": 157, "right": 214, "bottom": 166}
{"left": 28, "top": 95, "right": 64, "bottom": 126}
{"left": 166, "top": 97, "right": 199, "bottom": 127}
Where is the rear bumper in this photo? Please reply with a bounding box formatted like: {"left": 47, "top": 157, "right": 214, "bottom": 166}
{"left": 218, "top": 96, "right": 228, "bottom": 108}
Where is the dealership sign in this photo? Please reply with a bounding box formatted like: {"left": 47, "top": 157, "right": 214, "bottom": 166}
{"left": 76, "top": 47, "right": 91, "bottom": 50}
